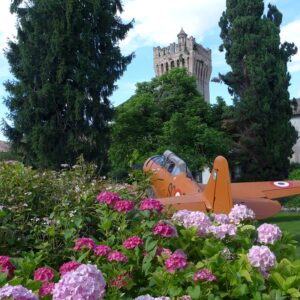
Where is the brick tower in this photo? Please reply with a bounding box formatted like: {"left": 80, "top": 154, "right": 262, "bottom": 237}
{"left": 153, "top": 29, "right": 212, "bottom": 103}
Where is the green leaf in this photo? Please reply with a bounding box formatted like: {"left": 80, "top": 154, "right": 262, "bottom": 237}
{"left": 142, "top": 256, "right": 152, "bottom": 275}
{"left": 8, "top": 277, "right": 23, "bottom": 285}
{"left": 63, "top": 228, "right": 76, "bottom": 240}
{"left": 187, "top": 285, "right": 201, "bottom": 299}
{"left": 287, "top": 288, "right": 300, "bottom": 298}
{"left": 25, "top": 279, "right": 41, "bottom": 292}
{"left": 169, "top": 286, "right": 182, "bottom": 297}
{"left": 0, "top": 272, "right": 8, "bottom": 285}
{"left": 145, "top": 238, "right": 157, "bottom": 252}
{"left": 270, "top": 272, "right": 286, "bottom": 290}
{"left": 240, "top": 269, "right": 252, "bottom": 283}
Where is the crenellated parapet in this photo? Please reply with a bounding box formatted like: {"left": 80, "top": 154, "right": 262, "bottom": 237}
{"left": 153, "top": 29, "right": 212, "bottom": 103}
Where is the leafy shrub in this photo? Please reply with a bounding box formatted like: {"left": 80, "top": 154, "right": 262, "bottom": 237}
{"left": 0, "top": 151, "right": 20, "bottom": 162}
{"left": 0, "top": 185, "right": 299, "bottom": 298}
{"left": 0, "top": 159, "right": 99, "bottom": 265}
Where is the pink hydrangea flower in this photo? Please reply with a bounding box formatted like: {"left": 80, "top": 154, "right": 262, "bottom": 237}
{"left": 111, "top": 272, "right": 131, "bottom": 289}
{"left": 210, "top": 224, "right": 237, "bottom": 240}
{"left": 156, "top": 247, "right": 172, "bottom": 258}
{"left": 114, "top": 200, "right": 135, "bottom": 212}
{"left": 59, "top": 261, "right": 81, "bottom": 275}
{"left": 0, "top": 284, "right": 38, "bottom": 300}
{"left": 74, "top": 237, "right": 96, "bottom": 251}
{"left": 180, "top": 296, "right": 192, "bottom": 300}
{"left": 52, "top": 264, "right": 106, "bottom": 300}
{"left": 257, "top": 223, "right": 282, "bottom": 244}
{"left": 248, "top": 245, "right": 276, "bottom": 271}
{"left": 194, "top": 268, "right": 216, "bottom": 282}
{"left": 139, "top": 198, "right": 164, "bottom": 213}
{"left": 96, "top": 191, "right": 121, "bottom": 205}
{"left": 94, "top": 245, "right": 112, "bottom": 256}
{"left": 153, "top": 221, "right": 178, "bottom": 237}
{"left": 0, "top": 256, "right": 15, "bottom": 278}
{"left": 34, "top": 267, "right": 55, "bottom": 282}
{"left": 39, "top": 282, "right": 55, "bottom": 297}
{"left": 172, "top": 211, "right": 212, "bottom": 236}
{"left": 164, "top": 250, "right": 188, "bottom": 273}
{"left": 229, "top": 204, "right": 255, "bottom": 224}
{"left": 123, "top": 236, "right": 144, "bottom": 249}
{"left": 108, "top": 251, "right": 128, "bottom": 263}
{"left": 211, "top": 213, "right": 230, "bottom": 225}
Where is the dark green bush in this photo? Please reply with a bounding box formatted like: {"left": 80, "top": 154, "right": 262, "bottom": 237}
{"left": 0, "top": 151, "right": 20, "bottom": 162}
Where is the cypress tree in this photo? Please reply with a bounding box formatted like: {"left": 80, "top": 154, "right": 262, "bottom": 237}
{"left": 219, "top": 0, "right": 298, "bottom": 180}
{"left": 3, "top": 0, "right": 133, "bottom": 170}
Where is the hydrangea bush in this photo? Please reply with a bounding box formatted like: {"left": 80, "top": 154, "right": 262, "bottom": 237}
{"left": 0, "top": 173, "right": 300, "bottom": 298}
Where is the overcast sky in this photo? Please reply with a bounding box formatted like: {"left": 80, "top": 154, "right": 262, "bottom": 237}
{"left": 0, "top": 0, "right": 300, "bottom": 141}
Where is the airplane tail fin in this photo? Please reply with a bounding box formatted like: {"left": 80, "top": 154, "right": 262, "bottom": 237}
{"left": 204, "top": 156, "right": 233, "bottom": 214}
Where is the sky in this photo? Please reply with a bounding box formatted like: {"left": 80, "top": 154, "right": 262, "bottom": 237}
{"left": 0, "top": 0, "right": 300, "bottom": 141}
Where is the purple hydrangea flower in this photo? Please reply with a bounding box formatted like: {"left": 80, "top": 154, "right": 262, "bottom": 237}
{"left": 134, "top": 296, "right": 170, "bottom": 300}
{"left": 52, "top": 264, "right": 106, "bottom": 300}
{"left": 257, "top": 223, "right": 282, "bottom": 244}
{"left": 173, "top": 210, "right": 212, "bottom": 236}
{"left": 210, "top": 224, "right": 237, "bottom": 240}
{"left": 211, "top": 213, "right": 230, "bottom": 225}
{"left": 248, "top": 245, "right": 276, "bottom": 272}
{"left": 172, "top": 210, "right": 191, "bottom": 225}
{"left": 229, "top": 204, "right": 255, "bottom": 224}
{"left": 0, "top": 284, "right": 38, "bottom": 300}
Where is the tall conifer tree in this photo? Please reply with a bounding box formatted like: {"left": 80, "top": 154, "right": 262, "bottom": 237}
{"left": 219, "top": 0, "right": 298, "bottom": 180}
{"left": 3, "top": 0, "right": 133, "bottom": 169}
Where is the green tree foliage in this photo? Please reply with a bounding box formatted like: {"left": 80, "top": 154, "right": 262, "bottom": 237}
{"left": 109, "top": 68, "right": 232, "bottom": 176}
{"left": 3, "top": 0, "right": 133, "bottom": 170}
{"left": 219, "top": 0, "right": 298, "bottom": 181}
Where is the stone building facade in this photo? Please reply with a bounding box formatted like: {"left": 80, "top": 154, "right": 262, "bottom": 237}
{"left": 291, "top": 98, "right": 300, "bottom": 163}
{"left": 153, "top": 29, "right": 212, "bottom": 103}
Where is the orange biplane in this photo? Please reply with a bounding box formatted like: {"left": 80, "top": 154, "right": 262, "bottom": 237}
{"left": 143, "top": 150, "right": 300, "bottom": 219}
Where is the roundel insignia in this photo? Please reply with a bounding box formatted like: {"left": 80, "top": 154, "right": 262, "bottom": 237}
{"left": 174, "top": 189, "right": 182, "bottom": 197}
{"left": 272, "top": 181, "right": 291, "bottom": 188}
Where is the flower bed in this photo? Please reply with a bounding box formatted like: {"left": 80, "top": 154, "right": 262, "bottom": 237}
{"left": 0, "top": 186, "right": 300, "bottom": 299}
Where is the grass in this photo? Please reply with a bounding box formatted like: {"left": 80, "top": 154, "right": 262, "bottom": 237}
{"left": 263, "top": 212, "right": 300, "bottom": 258}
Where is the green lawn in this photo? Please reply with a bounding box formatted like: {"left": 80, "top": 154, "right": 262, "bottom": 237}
{"left": 263, "top": 212, "right": 300, "bottom": 258}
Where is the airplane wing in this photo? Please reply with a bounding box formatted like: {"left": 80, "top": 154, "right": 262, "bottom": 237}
{"left": 230, "top": 180, "right": 300, "bottom": 219}
{"left": 231, "top": 180, "right": 300, "bottom": 200}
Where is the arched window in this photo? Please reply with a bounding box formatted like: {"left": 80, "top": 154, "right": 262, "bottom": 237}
{"left": 161, "top": 64, "right": 164, "bottom": 73}
{"left": 166, "top": 62, "right": 169, "bottom": 72}
{"left": 171, "top": 61, "right": 175, "bottom": 68}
